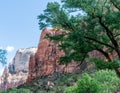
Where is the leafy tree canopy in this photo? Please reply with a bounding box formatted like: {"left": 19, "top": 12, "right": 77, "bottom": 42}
{"left": 0, "top": 49, "right": 7, "bottom": 65}
{"left": 38, "top": 0, "right": 120, "bottom": 65}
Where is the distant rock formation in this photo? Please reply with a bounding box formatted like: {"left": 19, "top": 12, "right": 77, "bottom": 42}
{"left": 27, "top": 29, "right": 78, "bottom": 82}
{"left": 9, "top": 48, "right": 37, "bottom": 74}
{"left": 0, "top": 47, "right": 37, "bottom": 90}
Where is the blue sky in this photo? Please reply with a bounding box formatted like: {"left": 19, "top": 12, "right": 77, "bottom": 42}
{"left": 0, "top": 0, "right": 60, "bottom": 75}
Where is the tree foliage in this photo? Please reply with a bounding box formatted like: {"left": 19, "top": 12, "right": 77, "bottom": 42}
{"left": 0, "top": 49, "right": 7, "bottom": 65}
{"left": 38, "top": 0, "right": 120, "bottom": 65}
{"left": 64, "top": 70, "right": 120, "bottom": 93}
{"left": 0, "top": 88, "right": 33, "bottom": 93}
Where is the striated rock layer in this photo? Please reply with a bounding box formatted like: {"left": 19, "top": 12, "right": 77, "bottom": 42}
{"left": 0, "top": 48, "right": 37, "bottom": 90}
{"left": 27, "top": 29, "right": 78, "bottom": 82}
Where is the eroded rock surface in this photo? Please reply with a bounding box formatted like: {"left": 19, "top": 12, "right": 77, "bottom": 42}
{"left": 0, "top": 48, "right": 37, "bottom": 90}
{"left": 27, "top": 29, "right": 78, "bottom": 82}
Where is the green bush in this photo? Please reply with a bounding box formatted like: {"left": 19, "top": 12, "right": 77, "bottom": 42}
{"left": 64, "top": 74, "right": 101, "bottom": 93}
{"left": 64, "top": 69, "right": 120, "bottom": 93}
{"left": 91, "top": 58, "right": 120, "bottom": 70}
{"left": 64, "top": 86, "right": 78, "bottom": 93}
{"left": 0, "top": 88, "right": 33, "bottom": 93}
{"left": 77, "top": 74, "right": 101, "bottom": 93}
{"left": 93, "top": 70, "right": 120, "bottom": 93}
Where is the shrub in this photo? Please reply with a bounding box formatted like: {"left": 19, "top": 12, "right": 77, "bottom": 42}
{"left": 65, "top": 74, "right": 101, "bottom": 93}
{"left": 64, "top": 69, "right": 120, "bottom": 93}
{"left": 64, "top": 86, "right": 78, "bottom": 93}
{"left": 93, "top": 70, "right": 120, "bottom": 93}
{"left": 0, "top": 88, "right": 33, "bottom": 93}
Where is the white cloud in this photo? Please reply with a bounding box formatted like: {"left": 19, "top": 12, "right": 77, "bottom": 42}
{"left": 0, "top": 46, "right": 3, "bottom": 49}
{"left": 6, "top": 46, "right": 14, "bottom": 52}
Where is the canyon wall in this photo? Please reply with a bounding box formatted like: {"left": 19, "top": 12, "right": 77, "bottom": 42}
{"left": 27, "top": 29, "right": 120, "bottom": 82}
{"left": 27, "top": 29, "right": 78, "bottom": 82}
{"left": 1, "top": 28, "right": 118, "bottom": 90}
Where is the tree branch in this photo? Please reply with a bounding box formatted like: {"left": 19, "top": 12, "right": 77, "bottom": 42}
{"left": 98, "top": 16, "right": 120, "bottom": 58}
{"left": 98, "top": 16, "right": 119, "bottom": 47}
{"left": 114, "top": 33, "right": 120, "bottom": 37}
{"left": 84, "top": 36, "right": 114, "bottom": 49}
{"left": 111, "top": 1, "right": 120, "bottom": 11}
{"left": 96, "top": 48, "right": 111, "bottom": 61}
{"left": 76, "top": 53, "right": 87, "bottom": 67}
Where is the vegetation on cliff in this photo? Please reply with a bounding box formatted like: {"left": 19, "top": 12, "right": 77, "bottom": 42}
{"left": 1, "top": 69, "right": 120, "bottom": 93}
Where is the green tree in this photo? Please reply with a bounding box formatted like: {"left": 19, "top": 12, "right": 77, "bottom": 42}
{"left": 38, "top": 0, "right": 120, "bottom": 65}
{"left": 64, "top": 70, "right": 120, "bottom": 93}
{"left": 0, "top": 49, "right": 7, "bottom": 65}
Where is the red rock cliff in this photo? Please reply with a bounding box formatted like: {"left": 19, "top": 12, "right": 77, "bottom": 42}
{"left": 27, "top": 29, "right": 120, "bottom": 82}
{"left": 27, "top": 29, "right": 77, "bottom": 82}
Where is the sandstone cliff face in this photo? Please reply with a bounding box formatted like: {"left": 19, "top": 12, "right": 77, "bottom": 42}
{"left": 0, "top": 48, "right": 37, "bottom": 90}
{"left": 27, "top": 29, "right": 78, "bottom": 82}
{"left": 27, "top": 29, "right": 120, "bottom": 82}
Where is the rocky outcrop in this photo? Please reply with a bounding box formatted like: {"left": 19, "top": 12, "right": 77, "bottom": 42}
{"left": 9, "top": 48, "right": 37, "bottom": 74}
{"left": 0, "top": 67, "right": 27, "bottom": 90}
{"left": 27, "top": 29, "right": 78, "bottom": 82}
{"left": 0, "top": 48, "right": 37, "bottom": 90}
